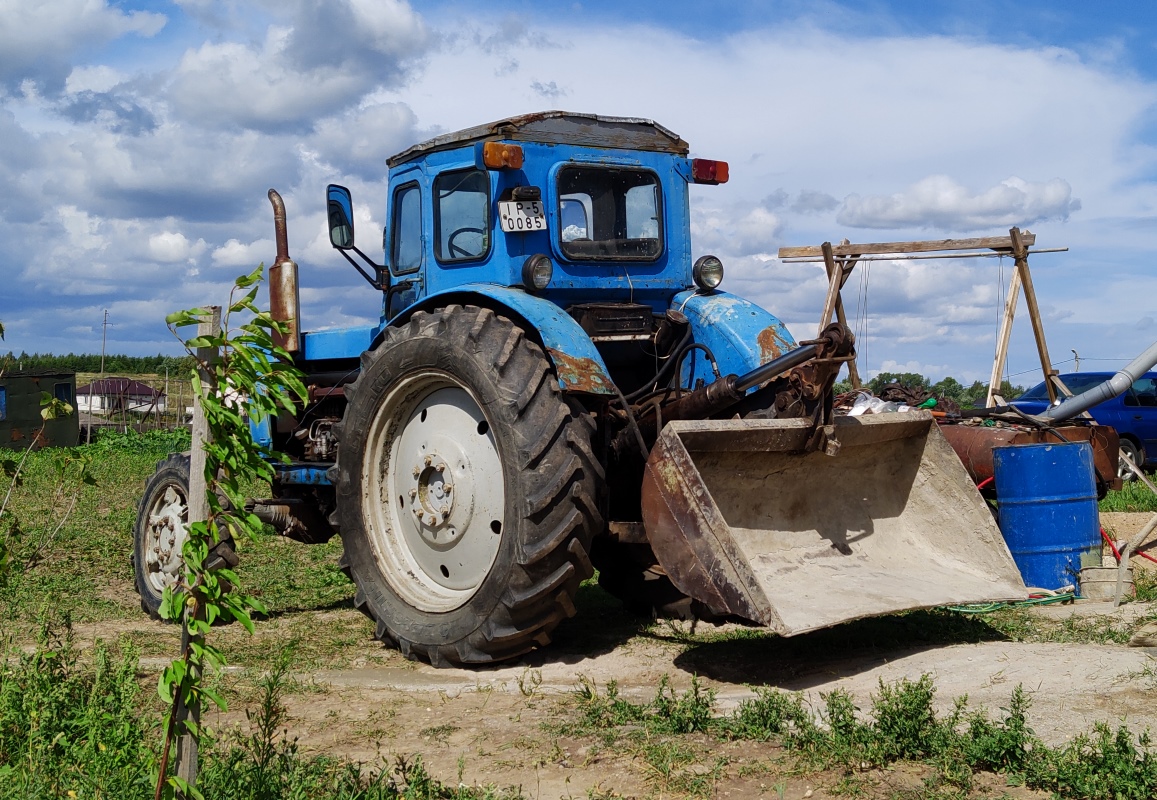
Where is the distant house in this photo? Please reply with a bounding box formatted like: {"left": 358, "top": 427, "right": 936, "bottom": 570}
{"left": 0, "top": 369, "right": 80, "bottom": 450}
{"left": 76, "top": 378, "right": 167, "bottom": 416}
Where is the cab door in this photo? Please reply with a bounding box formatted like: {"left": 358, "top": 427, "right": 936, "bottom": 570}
{"left": 386, "top": 180, "right": 424, "bottom": 320}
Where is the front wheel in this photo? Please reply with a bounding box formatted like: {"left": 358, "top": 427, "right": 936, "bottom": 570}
{"left": 131, "top": 453, "right": 238, "bottom": 619}
{"left": 332, "top": 306, "right": 604, "bottom": 666}
{"left": 1119, "top": 438, "right": 1144, "bottom": 482}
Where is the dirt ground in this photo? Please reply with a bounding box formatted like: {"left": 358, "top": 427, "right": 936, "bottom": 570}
{"left": 158, "top": 593, "right": 1150, "bottom": 800}
{"left": 56, "top": 511, "right": 1157, "bottom": 798}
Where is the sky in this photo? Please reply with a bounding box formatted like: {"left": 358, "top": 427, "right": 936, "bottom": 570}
{"left": 1, "top": 0, "right": 1155, "bottom": 386}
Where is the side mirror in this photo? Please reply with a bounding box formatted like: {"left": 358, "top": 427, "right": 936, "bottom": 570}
{"left": 327, "top": 184, "right": 355, "bottom": 249}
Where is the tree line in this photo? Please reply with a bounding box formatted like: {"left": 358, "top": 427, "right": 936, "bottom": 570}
{"left": 1, "top": 351, "right": 195, "bottom": 375}
{"left": 835, "top": 371, "right": 1026, "bottom": 406}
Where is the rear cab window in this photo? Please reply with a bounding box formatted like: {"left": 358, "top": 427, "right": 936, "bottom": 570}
{"left": 557, "top": 167, "right": 662, "bottom": 260}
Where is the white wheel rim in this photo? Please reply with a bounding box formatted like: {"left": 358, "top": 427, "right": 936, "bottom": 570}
{"left": 362, "top": 370, "right": 505, "bottom": 613}
{"left": 144, "top": 483, "right": 188, "bottom": 596}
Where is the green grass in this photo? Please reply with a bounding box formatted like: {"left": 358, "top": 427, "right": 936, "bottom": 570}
{"left": 1, "top": 428, "right": 356, "bottom": 632}
{"left": 0, "top": 620, "right": 525, "bottom": 800}
{"left": 1099, "top": 480, "right": 1157, "bottom": 512}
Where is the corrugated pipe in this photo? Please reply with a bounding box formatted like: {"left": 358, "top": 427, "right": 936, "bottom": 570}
{"left": 1039, "top": 340, "right": 1157, "bottom": 422}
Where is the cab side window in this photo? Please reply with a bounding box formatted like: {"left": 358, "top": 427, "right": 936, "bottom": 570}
{"left": 391, "top": 183, "right": 422, "bottom": 275}
{"left": 435, "top": 170, "right": 490, "bottom": 262}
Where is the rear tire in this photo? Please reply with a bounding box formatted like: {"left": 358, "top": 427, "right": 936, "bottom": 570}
{"left": 332, "top": 306, "right": 603, "bottom": 666}
{"left": 132, "top": 453, "right": 238, "bottom": 619}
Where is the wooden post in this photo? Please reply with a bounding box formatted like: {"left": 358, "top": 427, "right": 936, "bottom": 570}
{"left": 1010, "top": 227, "right": 1059, "bottom": 404}
{"left": 818, "top": 242, "right": 842, "bottom": 338}
{"left": 173, "top": 306, "right": 220, "bottom": 796}
{"left": 987, "top": 261, "right": 1022, "bottom": 407}
{"left": 833, "top": 239, "right": 862, "bottom": 389}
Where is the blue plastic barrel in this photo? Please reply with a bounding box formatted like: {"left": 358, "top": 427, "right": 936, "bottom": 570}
{"left": 992, "top": 441, "right": 1100, "bottom": 593}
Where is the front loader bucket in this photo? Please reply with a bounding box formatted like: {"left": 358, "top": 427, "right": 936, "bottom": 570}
{"left": 641, "top": 412, "right": 1026, "bottom": 634}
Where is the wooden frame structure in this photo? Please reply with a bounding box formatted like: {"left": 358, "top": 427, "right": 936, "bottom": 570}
{"left": 778, "top": 227, "right": 1070, "bottom": 406}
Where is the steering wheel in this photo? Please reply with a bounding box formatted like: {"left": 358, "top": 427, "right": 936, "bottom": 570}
{"left": 448, "top": 227, "right": 485, "bottom": 258}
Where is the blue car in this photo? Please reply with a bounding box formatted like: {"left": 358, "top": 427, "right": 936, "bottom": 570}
{"left": 1011, "top": 371, "right": 1157, "bottom": 476}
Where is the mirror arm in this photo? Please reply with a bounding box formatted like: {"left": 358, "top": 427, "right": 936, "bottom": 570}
{"left": 337, "top": 246, "right": 386, "bottom": 290}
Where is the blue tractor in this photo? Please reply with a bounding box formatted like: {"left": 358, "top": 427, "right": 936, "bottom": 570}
{"left": 133, "top": 112, "right": 1026, "bottom": 666}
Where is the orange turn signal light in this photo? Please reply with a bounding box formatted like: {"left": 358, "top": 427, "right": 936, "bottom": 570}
{"left": 482, "top": 142, "right": 524, "bottom": 170}
{"left": 691, "top": 158, "right": 729, "bottom": 185}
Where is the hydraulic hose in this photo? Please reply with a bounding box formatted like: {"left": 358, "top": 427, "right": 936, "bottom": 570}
{"left": 1040, "top": 340, "right": 1157, "bottom": 422}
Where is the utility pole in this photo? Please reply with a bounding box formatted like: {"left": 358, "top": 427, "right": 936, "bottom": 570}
{"left": 99, "top": 310, "right": 110, "bottom": 379}
{"left": 1071, "top": 349, "right": 1080, "bottom": 373}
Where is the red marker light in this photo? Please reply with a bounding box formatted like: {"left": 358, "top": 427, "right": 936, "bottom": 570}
{"left": 691, "top": 158, "right": 729, "bottom": 185}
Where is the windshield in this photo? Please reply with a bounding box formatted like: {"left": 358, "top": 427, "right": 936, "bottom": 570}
{"left": 1018, "top": 374, "right": 1112, "bottom": 402}
{"left": 557, "top": 167, "right": 662, "bottom": 260}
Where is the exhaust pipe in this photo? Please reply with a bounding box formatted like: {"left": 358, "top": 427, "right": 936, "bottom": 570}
{"left": 268, "top": 189, "right": 301, "bottom": 353}
{"left": 1040, "top": 340, "right": 1157, "bottom": 422}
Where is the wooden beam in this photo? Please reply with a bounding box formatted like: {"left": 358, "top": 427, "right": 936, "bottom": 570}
{"left": 779, "top": 232, "right": 1036, "bottom": 259}
{"left": 818, "top": 242, "right": 842, "bottom": 338}
{"left": 1010, "top": 227, "right": 1058, "bottom": 405}
{"left": 987, "top": 265, "right": 1021, "bottom": 407}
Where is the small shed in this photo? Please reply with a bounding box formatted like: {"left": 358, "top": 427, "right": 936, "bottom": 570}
{"left": 76, "top": 377, "right": 166, "bottom": 415}
{"left": 0, "top": 369, "right": 80, "bottom": 450}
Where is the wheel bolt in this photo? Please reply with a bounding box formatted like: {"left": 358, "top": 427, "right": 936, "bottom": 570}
{"left": 409, "top": 488, "right": 418, "bottom": 499}
{"left": 424, "top": 455, "right": 433, "bottom": 466}
{"left": 443, "top": 484, "right": 452, "bottom": 493}
{"left": 412, "top": 466, "right": 421, "bottom": 478}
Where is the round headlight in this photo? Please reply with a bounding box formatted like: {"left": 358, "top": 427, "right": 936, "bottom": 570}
{"left": 522, "top": 254, "right": 553, "bottom": 291}
{"left": 693, "top": 255, "right": 724, "bottom": 290}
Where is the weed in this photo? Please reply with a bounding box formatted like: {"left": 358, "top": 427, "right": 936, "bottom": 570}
{"left": 1135, "top": 567, "right": 1157, "bottom": 602}
{"left": 728, "top": 687, "right": 812, "bottom": 741}
{"left": 650, "top": 674, "right": 716, "bottom": 734}
{"left": 516, "top": 668, "right": 542, "bottom": 699}
{"left": 420, "top": 724, "right": 459, "bottom": 745}
{"left": 0, "top": 619, "right": 154, "bottom": 799}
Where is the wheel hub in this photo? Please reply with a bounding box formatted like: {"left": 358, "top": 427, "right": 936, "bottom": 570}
{"left": 364, "top": 378, "right": 505, "bottom": 611}
{"left": 144, "top": 486, "right": 188, "bottom": 593}
{"left": 405, "top": 441, "right": 475, "bottom": 547}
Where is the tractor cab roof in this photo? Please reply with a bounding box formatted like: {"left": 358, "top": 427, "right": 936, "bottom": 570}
{"left": 386, "top": 111, "right": 690, "bottom": 167}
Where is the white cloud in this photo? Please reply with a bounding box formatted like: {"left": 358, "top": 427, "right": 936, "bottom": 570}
{"left": 838, "top": 175, "right": 1081, "bottom": 230}
{"left": 308, "top": 102, "right": 422, "bottom": 172}
{"left": 64, "top": 65, "right": 126, "bottom": 95}
{"left": 148, "top": 231, "right": 206, "bottom": 263}
{"left": 2, "top": 6, "right": 1156, "bottom": 384}
{"left": 0, "top": 0, "right": 164, "bottom": 93}
{"left": 212, "top": 238, "right": 274, "bottom": 267}
{"left": 167, "top": 0, "right": 426, "bottom": 132}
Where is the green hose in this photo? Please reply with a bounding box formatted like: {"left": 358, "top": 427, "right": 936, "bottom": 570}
{"left": 943, "top": 591, "right": 1076, "bottom": 614}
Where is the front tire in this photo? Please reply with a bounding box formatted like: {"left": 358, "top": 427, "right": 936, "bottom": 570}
{"left": 332, "top": 306, "right": 603, "bottom": 666}
{"left": 132, "top": 453, "right": 238, "bottom": 619}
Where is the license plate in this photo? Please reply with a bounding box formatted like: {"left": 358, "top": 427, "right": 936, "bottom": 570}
{"left": 498, "top": 200, "right": 546, "bottom": 233}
